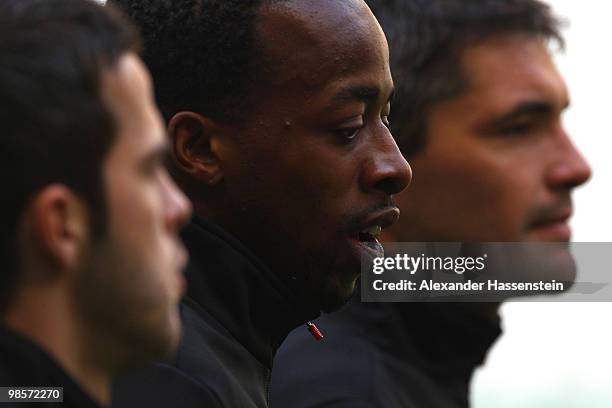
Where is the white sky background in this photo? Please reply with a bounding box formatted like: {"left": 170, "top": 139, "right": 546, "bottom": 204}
{"left": 473, "top": 1, "right": 612, "bottom": 407}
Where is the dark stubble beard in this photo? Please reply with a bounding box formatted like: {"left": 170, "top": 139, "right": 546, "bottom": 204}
{"left": 70, "top": 237, "right": 178, "bottom": 373}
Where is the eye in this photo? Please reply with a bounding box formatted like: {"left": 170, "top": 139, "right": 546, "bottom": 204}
{"left": 382, "top": 101, "right": 391, "bottom": 128}
{"left": 382, "top": 115, "right": 390, "bottom": 128}
{"left": 498, "top": 121, "right": 535, "bottom": 136}
{"left": 334, "top": 127, "right": 361, "bottom": 141}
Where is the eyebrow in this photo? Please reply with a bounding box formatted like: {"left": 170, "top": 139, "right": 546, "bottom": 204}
{"left": 489, "top": 99, "right": 570, "bottom": 126}
{"left": 331, "top": 85, "right": 394, "bottom": 105}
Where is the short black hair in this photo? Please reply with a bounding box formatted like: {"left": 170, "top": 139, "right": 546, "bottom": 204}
{"left": 366, "top": 0, "right": 564, "bottom": 156}
{"left": 0, "top": 0, "right": 138, "bottom": 310}
{"left": 110, "top": 0, "right": 282, "bottom": 123}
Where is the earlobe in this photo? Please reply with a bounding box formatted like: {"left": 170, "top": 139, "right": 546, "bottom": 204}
{"left": 168, "top": 112, "right": 224, "bottom": 186}
{"left": 30, "top": 185, "right": 89, "bottom": 272}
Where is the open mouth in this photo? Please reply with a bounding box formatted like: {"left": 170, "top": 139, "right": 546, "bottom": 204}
{"left": 358, "top": 225, "right": 382, "bottom": 242}
{"left": 349, "top": 206, "right": 400, "bottom": 259}
{"left": 356, "top": 225, "right": 384, "bottom": 258}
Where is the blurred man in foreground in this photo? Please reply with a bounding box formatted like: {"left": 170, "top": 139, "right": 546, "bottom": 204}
{"left": 271, "top": 0, "right": 591, "bottom": 407}
{"left": 0, "top": 1, "right": 191, "bottom": 406}
{"left": 111, "top": 0, "right": 411, "bottom": 406}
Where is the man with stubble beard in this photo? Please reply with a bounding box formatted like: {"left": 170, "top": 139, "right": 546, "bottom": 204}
{"left": 0, "top": 1, "right": 191, "bottom": 407}
{"left": 111, "top": 1, "right": 411, "bottom": 407}
{"left": 271, "top": 0, "right": 591, "bottom": 407}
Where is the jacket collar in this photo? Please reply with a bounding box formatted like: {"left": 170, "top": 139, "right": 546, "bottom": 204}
{"left": 395, "top": 302, "right": 502, "bottom": 380}
{"left": 0, "top": 326, "right": 101, "bottom": 408}
{"left": 182, "top": 217, "right": 320, "bottom": 368}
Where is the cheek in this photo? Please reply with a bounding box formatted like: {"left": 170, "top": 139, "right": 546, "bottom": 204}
{"left": 233, "top": 139, "right": 358, "bottom": 227}
{"left": 99, "top": 175, "right": 180, "bottom": 325}
{"left": 99, "top": 217, "right": 176, "bottom": 317}
{"left": 401, "top": 154, "right": 532, "bottom": 240}
{"left": 471, "top": 168, "right": 537, "bottom": 239}
{"left": 106, "top": 180, "right": 166, "bottom": 254}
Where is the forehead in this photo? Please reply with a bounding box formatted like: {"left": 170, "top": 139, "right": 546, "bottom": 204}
{"left": 100, "top": 53, "right": 164, "bottom": 155}
{"left": 255, "top": 0, "right": 390, "bottom": 94}
{"left": 101, "top": 53, "right": 153, "bottom": 128}
{"left": 459, "top": 34, "right": 568, "bottom": 114}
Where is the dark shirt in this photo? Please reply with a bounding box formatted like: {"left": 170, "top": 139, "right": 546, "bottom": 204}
{"left": 114, "top": 217, "right": 319, "bottom": 408}
{"left": 0, "top": 326, "right": 100, "bottom": 408}
{"left": 270, "top": 300, "right": 501, "bottom": 408}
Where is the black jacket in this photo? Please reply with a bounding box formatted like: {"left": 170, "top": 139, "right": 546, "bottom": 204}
{"left": 114, "top": 218, "right": 319, "bottom": 408}
{"left": 270, "top": 300, "right": 501, "bottom": 408}
{"left": 0, "top": 326, "right": 100, "bottom": 408}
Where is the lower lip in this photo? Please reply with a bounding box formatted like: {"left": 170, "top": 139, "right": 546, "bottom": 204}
{"left": 175, "top": 271, "right": 186, "bottom": 296}
{"left": 529, "top": 221, "right": 571, "bottom": 241}
{"left": 177, "top": 247, "right": 188, "bottom": 293}
{"left": 176, "top": 261, "right": 187, "bottom": 297}
{"left": 351, "top": 237, "right": 385, "bottom": 260}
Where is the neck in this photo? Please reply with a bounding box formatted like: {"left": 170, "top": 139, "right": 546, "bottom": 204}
{"left": 183, "top": 219, "right": 320, "bottom": 366}
{"left": 4, "top": 286, "right": 112, "bottom": 406}
{"left": 458, "top": 302, "right": 501, "bottom": 322}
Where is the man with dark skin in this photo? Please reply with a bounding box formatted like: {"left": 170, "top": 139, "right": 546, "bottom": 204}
{"left": 111, "top": 1, "right": 411, "bottom": 407}
{"left": 271, "top": 0, "right": 592, "bottom": 407}
{"left": 0, "top": 1, "right": 191, "bottom": 407}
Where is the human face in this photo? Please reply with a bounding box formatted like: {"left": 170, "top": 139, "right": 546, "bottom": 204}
{"left": 74, "top": 54, "right": 192, "bottom": 365}
{"left": 390, "top": 34, "right": 591, "bottom": 243}
{"left": 214, "top": 0, "right": 411, "bottom": 312}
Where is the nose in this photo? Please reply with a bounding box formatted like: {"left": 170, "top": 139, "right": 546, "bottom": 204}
{"left": 360, "top": 126, "right": 412, "bottom": 195}
{"left": 162, "top": 171, "right": 193, "bottom": 232}
{"left": 546, "top": 127, "right": 592, "bottom": 191}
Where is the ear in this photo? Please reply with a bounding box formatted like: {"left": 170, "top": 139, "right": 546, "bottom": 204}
{"left": 168, "top": 111, "right": 225, "bottom": 186}
{"left": 28, "top": 185, "right": 90, "bottom": 272}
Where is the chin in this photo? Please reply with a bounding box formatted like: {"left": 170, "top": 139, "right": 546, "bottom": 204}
{"left": 136, "top": 310, "right": 183, "bottom": 362}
